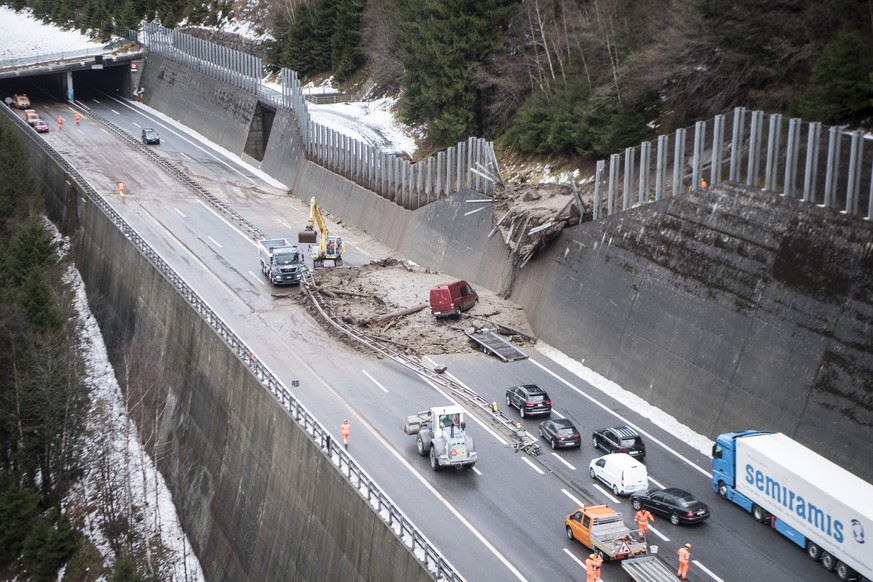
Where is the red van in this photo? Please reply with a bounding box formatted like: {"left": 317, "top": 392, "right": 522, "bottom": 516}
{"left": 430, "top": 280, "right": 478, "bottom": 318}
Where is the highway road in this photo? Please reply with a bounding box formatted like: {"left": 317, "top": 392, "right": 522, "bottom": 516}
{"left": 5, "top": 83, "right": 840, "bottom": 582}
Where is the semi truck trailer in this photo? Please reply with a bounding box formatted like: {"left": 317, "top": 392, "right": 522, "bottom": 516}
{"left": 712, "top": 430, "right": 873, "bottom": 581}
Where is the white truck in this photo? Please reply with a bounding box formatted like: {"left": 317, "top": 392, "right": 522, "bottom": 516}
{"left": 713, "top": 431, "right": 873, "bottom": 581}
{"left": 404, "top": 405, "right": 477, "bottom": 471}
{"left": 258, "top": 238, "right": 302, "bottom": 286}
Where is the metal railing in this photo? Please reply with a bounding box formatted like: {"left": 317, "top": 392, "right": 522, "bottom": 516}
{"left": 138, "top": 23, "right": 499, "bottom": 205}
{"left": 0, "top": 105, "right": 464, "bottom": 582}
{"left": 587, "top": 107, "right": 873, "bottom": 222}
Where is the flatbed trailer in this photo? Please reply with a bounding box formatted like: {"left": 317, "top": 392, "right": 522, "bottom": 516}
{"left": 465, "top": 327, "right": 527, "bottom": 362}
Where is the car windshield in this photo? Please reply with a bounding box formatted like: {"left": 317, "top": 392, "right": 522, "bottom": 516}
{"left": 276, "top": 252, "right": 298, "bottom": 264}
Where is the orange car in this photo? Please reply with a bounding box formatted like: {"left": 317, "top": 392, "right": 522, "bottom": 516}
{"left": 24, "top": 109, "right": 40, "bottom": 126}
{"left": 13, "top": 94, "right": 31, "bottom": 109}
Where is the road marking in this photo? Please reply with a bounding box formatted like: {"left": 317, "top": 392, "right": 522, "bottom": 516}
{"left": 551, "top": 453, "right": 576, "bottom": 470}
{"left": 277, "top": 218, "right": 292, "bottom": 229}
{"left": 551, "top": 409, "right": 565, "bottom": 418}
{"left": 183, "top": 152, "right": 195, "bottom": 161}
{"left": 248, "top": 271, "right": 265, "bottom": 284}
{"left": 521, "top": 456, "right": 544, "bottom": 475}
{"left": 649, "top": 475, "right": 665, "bottom": 489}
{"left": 563, "top": 548, "right": 584, "bottom": 568}
{"left": 647, "top": 525, "right": 669, "bottom": 542}
{"left": 464, "top": 207, "right": 485, "bottom": 216}
{"left": 91, "top": 98, "right": 101, "bottom": 104}
{"left": 472, "top": 466, "right": 482, "bottom": 475}
{"left": 592, "top": 483, "right": 620, "bottom": 503}
{"left": 530, "top": 359, "right": 711, "bottom": 478}
{"left": 194, "top": 200, "right": 258, "bottom": 247}
{"left": 174, "top": 208, "right": 186, "bottom": 218}
{"left": 207, "top": 235, "right": 223, "bottom": 248}
{"left": 100, "top": 127, "right": 111, "bottom": 137}
{"left": 133, "top": 122, "right": 141, "bottom": 128}
{"left": 111, "top": 109, "right": 120, "bottom": 115}
{"left": 562, "top": 488, "right": 586, "bottom": 507}
{"left": 693, "top": 560, "right": 726, "bottom": 582}
{"left": 362, "top": 370, "right": 388, "bottom": 393}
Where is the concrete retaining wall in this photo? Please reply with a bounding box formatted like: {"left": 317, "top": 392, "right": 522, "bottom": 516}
{"left": 6, "top": 113, "right": 432, "bottom": 582}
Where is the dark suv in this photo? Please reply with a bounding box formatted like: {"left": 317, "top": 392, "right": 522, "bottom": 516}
{"left": 141, "top": 128, "right": 161, "bottom": 144}
{"left": 505, "top": 384, "right": 552, "bottom": 418}
{"left": 592, "top": 426, "right": 646, "bottom": 460}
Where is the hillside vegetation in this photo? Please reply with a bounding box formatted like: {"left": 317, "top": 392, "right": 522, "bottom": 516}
{"left": 13, "top": 0, "right": 873, "bottom": 161}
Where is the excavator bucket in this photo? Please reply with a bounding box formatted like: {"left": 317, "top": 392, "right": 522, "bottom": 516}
{"left": 298, "top": 230, "right": 318, "bottom": 244}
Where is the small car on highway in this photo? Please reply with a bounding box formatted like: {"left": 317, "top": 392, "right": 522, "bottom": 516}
{"left": 25, "top": 109, "right": 40, "bottom": 126}
{"left": 505, "top": 384, "right": 551, "bottom": 418}
{"left": 630, "top": 487, "right": 711, "bottom": 525}
{"left": 592, "top": 425, "right": 646, "bottom": 460}
{"left": 142, "top": 128, "right": 161, "bottom": 144}
{"left": 538, "top": 418, "right": 580, "bottom": 449}
{"left": 33, "top": 119, "right": 50, "bottom": 133}
{"left": 13, "top": 94, "right": 31, "bottom": 109}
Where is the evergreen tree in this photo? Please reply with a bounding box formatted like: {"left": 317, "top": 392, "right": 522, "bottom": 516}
{"left": 0, "top": 481, "right": 40, "bottom": 564}
{"left": 330, "top": 0, "right": 365, "bottom": 82}
{"left": 110, "top": 552, "right": 146, "bottom": 582}
{"left": 22, "top": 511, "right": 76, "bottom": 582}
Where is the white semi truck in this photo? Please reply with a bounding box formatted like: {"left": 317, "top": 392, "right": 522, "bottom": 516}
{"left": 258, "top": 238, "right": 302, "bottom": 286}
{"left": 712, "top": 430, "right": 873, "bottom": 581}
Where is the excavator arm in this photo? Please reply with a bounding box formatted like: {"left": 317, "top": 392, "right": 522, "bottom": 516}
{"left": 298, "top": 196, "right": 325, "bottom": 254}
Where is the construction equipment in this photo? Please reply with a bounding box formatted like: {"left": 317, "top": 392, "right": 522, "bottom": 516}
{"left": 404, "top": 405, "right": 478, "bottom": 471}
{"left": 298, "top": 196, "right": 345, "bottom": 269}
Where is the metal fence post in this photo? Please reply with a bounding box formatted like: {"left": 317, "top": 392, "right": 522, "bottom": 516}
{"left": 846, "top": 130, "right": 863, "bottom": 215}
{"left": 802, "top": 122, "right": 821, "bottom": 204}
{"left": 783, "top": 118, "right": 801, "bottom": 198}
{"left": 623, "top": 148, "right": 634, "bottom": 210}
{"left": 608, "top": 153, "right": 620, "bottom": 215}
{"left": 764, "top": 113, "right": 782, "bottom": 192}
{"left": 672, "top": 128, "right": 686, "bottom": 197}
{"left": 747, "top": 111, "right": 763, "bottom": 188}
{"left": 593, "top": 160, "right": 605, "bottom": 221}
{"left": 711, "top": 114, "right": 725, "bottom": 185}
{"left": 823, "top": 125, "right": 841, "bottom": 208}
{"left": 692, "top": 120, "right": 705, "bottom": 190}
{"left": 655, "top": 134, "right": 668, "bottom": 201}
{"left": 639, "top": 141, "right": 651, "bottom": 204}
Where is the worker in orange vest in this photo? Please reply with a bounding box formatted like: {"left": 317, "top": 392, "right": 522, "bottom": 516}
{"left": 118, "top": 182, "right": 125, "bottom": 197}
{"left": 677, "top": 543, "right": 691, "bottom": 580}
{"left": 634, "top": 508, "right": 654, "bottom": 537}
{"left": 584, "top": 553, "right": 598, "bottom": 582}
{"left": 74, "top": 111, "right": 80, "bottom": 125}
{"left": 592, "top": 552, "right": 603, "bottom": 576}
{"left": 56, "top": 116, "right": 63, "bottom": 130}
{"left": 340, "top": 419, "right": 351, "bottom": 449}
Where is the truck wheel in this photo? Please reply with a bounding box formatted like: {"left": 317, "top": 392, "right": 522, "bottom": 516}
{"left": 835, "top": 561, "right": 855, "bottom": 581}
{"left": 752, "top": 504, "right": 768, "bottom": 523}
{"left": 821, "top": 552, "right": 837, "bottom": 571}
{"left": 416, "top": 436, "right": 426, "bottom": 456}
{"left": 631, "top": 498, "right": 642, "bottom": 511}
{"left": 565, "top": 525, "right": 575, "bottom": 541}
{"left": 670, "top": 513, "right": 680, "bottom": 526}
{"left": 429, "top": 448, "right": 441, "bottom": 471}
{"left": 807, "top": 541, "right": 822, "bottom": 561}
{"left": 717, "top": 481, "right": 728, "bottom": 498}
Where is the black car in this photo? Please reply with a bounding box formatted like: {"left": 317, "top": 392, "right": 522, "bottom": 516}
{"left": 631, "top": 487, "right": 712, "bottom": 525}
{"left": 538, "top": 418, "right": 580, "bottom": 449}
{"left": 142, "top": 128, "right": 161, "bottom": 144}
{"left": 505, "top": 384, "right": 551, "bottom": 418}
{"left": 592, "top": 426, "right": 646, "bottom": 460}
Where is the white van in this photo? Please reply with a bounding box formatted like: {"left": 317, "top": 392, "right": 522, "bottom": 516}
{"left": 589, "top": 453, "right": 648, "bottom": 495}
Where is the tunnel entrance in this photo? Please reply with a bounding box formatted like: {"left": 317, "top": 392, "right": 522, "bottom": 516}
{"left": 243, "top": 102, "right": 275, "bottom": 162}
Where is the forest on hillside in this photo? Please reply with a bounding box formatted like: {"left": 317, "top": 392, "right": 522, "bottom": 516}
{"left": 13, "top": 0, "right": 873, "bottom": 159}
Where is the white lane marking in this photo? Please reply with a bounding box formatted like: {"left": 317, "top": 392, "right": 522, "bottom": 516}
{"left": 649, "top": 475, "right": 665, "bottom": 489}
{"left": 347, "top": 403, "right": 526, "bottom": 580}
{"left": 563, "top": 548, "right": 584, "bottom": 568}
{"left": 362, "top": 370, "right": 388, "bottom": 393}
{"left": 248, "top": 271, "right": 265, "bottom": 284}
{"left": 551, "top": 453, "right": 576, "bottom": 470}
{"left": 194, "top": 200, "right": 258, "bottom": 247}
{"left": 464, "top": 207, "right": 485, "bottom": 216}
{"left": 133, "top": 122, "right": 142, "bottom": 128}
{"left": 551, "top": 409, "right": 565, "bottom": 418}
{"left": 592, "top": 483, "right": 620, "bottom": 503}
{"left": 693, "top": 560, "right": 726, "bottom": 582}
{"left": 91, "top": 98, "right": 101, "bottom": 104}
{"left": 647, "top": 524, "right": 669, "bottom": 542}
{"left": 531, "top": 359, "right": 711, "bottom": 478}
{"left": 277, "top": 218, "right": 292, "bottom": 229}
{"left": 521, "top": 456, "right": 544, "bottom": 475}
{"left": 111, "top": 109, "right": 120, "bottom": 115}
{"left": 182, "top": 152, "right": 195, "bottom": 161}
{"left": 174, "top": 208, "right": 186, "bottom": 218}
{"left": 562, "top": 488, "right": 586, "bottom": 508}
{"left": 100, "top": 127, "right": 111, "bottom": 137}
{"left": 207, "top": 236, "right": 223, "bottom": 248}
{"left": 472, "top": 466, "right": 483, "bottom": 476}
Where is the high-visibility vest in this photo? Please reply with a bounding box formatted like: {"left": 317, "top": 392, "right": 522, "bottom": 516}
{"left": 340, "top": 422, "right": 350, "bottom": 437}
{"left": 635, "top": 510, "right": 652, "bottom": 526}
{"left": 678, "top": 548, "right": 690, "bottom": 563}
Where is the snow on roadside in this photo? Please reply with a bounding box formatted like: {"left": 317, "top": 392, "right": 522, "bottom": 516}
{"left": 306, "top": 97, "right": 420, "bottom": 157}
{"left": 51, "top": 219, "right": 204, "bottom": 581}
{"left": 537, "top": 342, "right": 715, "bottom": 457}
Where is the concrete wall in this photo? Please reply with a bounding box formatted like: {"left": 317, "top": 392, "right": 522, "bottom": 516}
{"left": 5, "top": 113, "right": 432, "bottom": 582}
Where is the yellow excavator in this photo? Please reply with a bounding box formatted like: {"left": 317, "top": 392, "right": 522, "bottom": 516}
{"left": 298, "top": 196, "right": 345, "bottom": 269}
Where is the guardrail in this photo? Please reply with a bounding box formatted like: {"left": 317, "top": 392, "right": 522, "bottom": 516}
{"left": 0, "top": 105, "right": 465, "bottom": 582}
